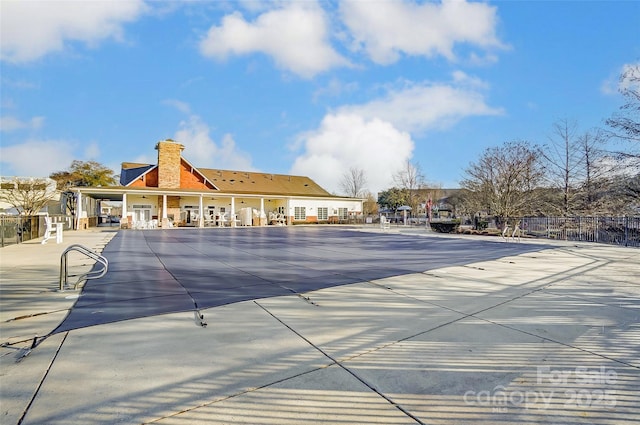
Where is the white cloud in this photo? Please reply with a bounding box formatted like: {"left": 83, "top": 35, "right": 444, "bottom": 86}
{"left": 173, "top": 114, "right": 254, "bottom": 171}
{"left": 131, "top": 153, "right": 155, "bottom": 165}
{"left": 163, "top": 99, "right": 192, "bottom": 114}
{"left": 0, "top": 139, "right": 75, "bottom": 176}
{"left": 0, "top": 115, "right": 45, "bottom": 132}
{"left": 236, "top": 0, "right": 283, "bottom": 13}
{"left": 0, "top": 0, "right": 148, "bottom": 63}
{"left": 600, "top": 78, "right": 618, "bottom": 96}
{"left": 290, "top": 114, "right": 414, "bottom": 195}
{"left": 84, "top": 142, "right": 101, "bottom": 160}
{"left": 619, "top": 62, "right": 640, "bottom": 93}
{"left": 338, "top": 76, "right": 504, "bottom": 134}
{"left": 467, "top": 51, "right": 500, "bottom": 66}
{"left": 1, "top": 77, "right": 40, "bottom": 89}
{"left": 339, "top": 0, "right": 504, "bottom": 64}
{"left": 217, "top": 133, "right": 254, "bottom": 170}
{"left": 601, "top": 62, "right": 640, "bottom": 96}
{"left": 293, "top": 72, "right": 503, "bottom": 194}
{"left": 451, "top": 70, "right": 489, "bottom": 89}
{"left": 312, "top": 77, "right": 359, "bottom": 102}
{"left": 199, "top": 2, "right": 349, "bottom": 78}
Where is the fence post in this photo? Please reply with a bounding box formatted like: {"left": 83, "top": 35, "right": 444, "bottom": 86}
{"left": 546, "top": 216, "right": 550, "bottom": 239}
{"left": 578, "top": 217, "right": 581, "bottom": 241}
{"left": 624, "top": 216, "right": 629, "bottom": 247}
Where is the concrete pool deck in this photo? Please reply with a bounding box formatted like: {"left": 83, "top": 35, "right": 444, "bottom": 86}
{"left": 1, "top": 226, "right": 639, "bottom": 424}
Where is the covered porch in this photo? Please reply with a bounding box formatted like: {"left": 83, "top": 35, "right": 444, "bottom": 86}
{"left": 74, "top": 188, "right": 293, "bottom": 230}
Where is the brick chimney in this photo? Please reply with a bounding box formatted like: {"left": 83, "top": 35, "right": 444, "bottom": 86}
{"left": 155, "top": 139, "right": 184, "bottom": 189}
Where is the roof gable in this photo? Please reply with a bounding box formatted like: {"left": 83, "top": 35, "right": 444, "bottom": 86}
{"left": 120, "top": 164, "right": 156, "bottom": 186}
{"left": 179, "top": 158, "right": 217, "bottom": 190}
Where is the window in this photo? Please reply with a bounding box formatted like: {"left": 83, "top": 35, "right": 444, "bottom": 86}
{"left": 338, "top": 208, "right": 348, "bottom": 219}
{"left": 294, "top": 206, "right": 306, "bottom": 220}
{"left": 317, "top": 207, "right": 328, "bottom": 220}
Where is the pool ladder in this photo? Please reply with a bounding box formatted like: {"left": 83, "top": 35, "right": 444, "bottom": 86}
{"left": 59, "top": 244, "right": 108, "bottom": 291}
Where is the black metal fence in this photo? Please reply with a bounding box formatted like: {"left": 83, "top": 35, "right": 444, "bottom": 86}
{"left": 368, "top": 214, "right": 640, "bottom": 248}
{"left": 520, "top": 216, "right": 640, "bottom": 247}
{"left": 0, "top": 215, "right": 72, "bottom": 248}
{"left": 0, "top": 215, "right": 42, "bottom": 247}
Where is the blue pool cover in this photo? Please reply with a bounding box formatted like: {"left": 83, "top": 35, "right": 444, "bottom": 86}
{"left": 54, "top": 227, "right": 548, "bottom": 333}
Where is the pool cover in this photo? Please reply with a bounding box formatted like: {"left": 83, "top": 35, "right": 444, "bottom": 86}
{"left": 54, "top": 227, "right": 548, "bottom": 333}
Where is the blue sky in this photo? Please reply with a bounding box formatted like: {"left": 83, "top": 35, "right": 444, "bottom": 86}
{"left": 1, "top": 0, "right": 638, "bottom": 195}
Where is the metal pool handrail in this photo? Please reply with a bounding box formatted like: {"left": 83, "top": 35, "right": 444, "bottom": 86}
{"left": 59, "top": 244, "right": 108, "bottom": 291}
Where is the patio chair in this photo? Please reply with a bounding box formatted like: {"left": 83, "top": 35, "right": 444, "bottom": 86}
{"left": 511, "top": 221, "right": 522, "bottom": 242}
{"left": 42, "top": 216, "right": 63, "bottom": 244}
{"left": 380, "top": 215, "right": 390, "bottom": 230}
{"left": 268, "top": 211, "right": 278, "bottom": 225}
{"left": 501, "top": 222, "right": 511, "bottom": 241}
{"left": 232, "top": 214, "right": 241, "bottom": 227}
{"left": 134, "top": 220, "right": 148, "bottom": 230}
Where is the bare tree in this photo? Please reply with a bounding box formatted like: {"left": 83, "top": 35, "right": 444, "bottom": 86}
{"left": 572, "top": 129, "right": 611, "bottom": 213}
{"left": 592, "top": 152, "right": 640, "bottom": 214}
{"left": 461, "top": 140, "right": 544, "bottom": 224}
{"left": 598, "top": 64, "right": 640, "bottom": 213}
{"left": 605, "top": 63, "right": 640, "bottom": 165}
{"left": 393, "top": 160, "right": 425, "bottom": 212}
{"left": 541, "top": 119, "right": 584, "bottom": 216}
{"left": 617, "top": 173, "right": 640, "bottom": 212}
{"left": 0, "top": 177, "right": 58, "bottom": 215}
{"left": 340, "top": 167, "right": 368, "bottom": 198}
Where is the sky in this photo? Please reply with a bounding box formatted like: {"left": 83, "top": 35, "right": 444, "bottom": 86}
{"left": 1, "top": 0, "right": 638, "bottom": 195}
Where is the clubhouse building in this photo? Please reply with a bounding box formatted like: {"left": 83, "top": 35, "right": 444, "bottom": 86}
{"left": 72, "top": 139, "right": 363, "bottom": 229}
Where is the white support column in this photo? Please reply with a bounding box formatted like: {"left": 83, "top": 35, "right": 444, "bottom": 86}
{"left": 286, "top": 198, "right": 290, "bottom": 225}
{"left": 230, "top": 197, "right": 236, "bottom": 227}
{"left": 198, "top": 194, "right": 204, "bottom": 228}
{"left": 161, "top": 194, "right": 168, "bottom": 228}
{"left": 260, "top": 198, "right": 265, "bottom": 226}
{"left": 76, "top": 191, "right": 83, "bottom": 230}
{"left": 122, "top": 193, "right": 127, "bottom": 228}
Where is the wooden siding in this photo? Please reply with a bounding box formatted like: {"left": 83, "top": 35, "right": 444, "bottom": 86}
{"left": 128, "top": 168, "right": 158, "bottom": 188}
{"left": 179, "top": 160, "right": 215, "bottom": 190}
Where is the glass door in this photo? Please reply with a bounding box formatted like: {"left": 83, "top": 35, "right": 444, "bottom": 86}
{"left": 132, "top": 205, "right": 152, "bottom": 227}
